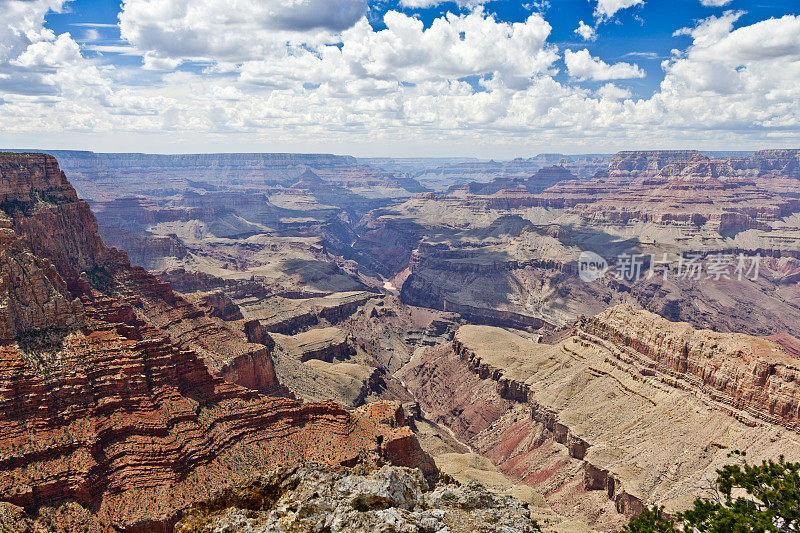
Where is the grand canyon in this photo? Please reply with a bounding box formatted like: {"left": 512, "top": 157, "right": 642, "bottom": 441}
{"left": 0, "top": 148, "right": 798, "bottom": 532}
{"left": 4, "top": 0, "right": 800, "bottom": 531}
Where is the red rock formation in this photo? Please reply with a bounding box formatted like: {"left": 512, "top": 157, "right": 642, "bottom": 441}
{"left": 397, "top": 340, "right": 628, "bottom": 530}
{"left": 0, "top": 153, "right": 437, "bottom": 531}
{"left": 402, "top": 310, "right": 800, "bottom": 529}
{"left": 0, "top": 230, "right": 84, "bottom": 341}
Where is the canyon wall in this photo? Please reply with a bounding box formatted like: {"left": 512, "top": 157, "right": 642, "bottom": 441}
{"left": 580, "top": 305, "right": 800, "bottom": 430}
{"left": 0, "top": 154, "right": 437, "bottom": 531}
{"left": 400, "top": 310, "right": 800, "bottom": 530}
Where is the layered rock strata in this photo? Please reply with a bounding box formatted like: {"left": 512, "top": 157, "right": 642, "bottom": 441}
{"left": 580, "top": 305, "right": 800, "bottom": 430}
{"left": 272, "top": 327, "right": 353, "bottom": 363}
{"left": 0, "top": 154, "right": 437, "bottom": 531}
{"left": 400, "top": 312, "right": 800, "bottom": 530}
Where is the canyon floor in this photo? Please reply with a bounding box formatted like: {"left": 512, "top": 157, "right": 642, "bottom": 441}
{"left": 1, "top": 149, "right": 800, "bottom": 531}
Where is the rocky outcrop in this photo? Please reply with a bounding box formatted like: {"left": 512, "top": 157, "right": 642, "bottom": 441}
{"left": 99, "top": 225, "right": 189, "bottom": 270}
{"left": 402, "top": 276, "right": 550, "bottom": 331}
{"left": 533, "top": 149, "right": 800, "bottom": 234}
{"left": 242, "top": 291, "right": 376, "bottom": 335}
{"left": 525, "top": 165, "right": 577, "bottom": 193}
{"left": 43, "top": 151, "right": 359, "bottom": 195}
{"left": 747, "top": 149, "right": 800, "bottom": 177}
{"left": 455, "top": 333, "right": 590, "bottom": 456}
{"left": 398, "top": 338, "right": 633, "bottom": 530}
{"left": 0, "top": 153, "right": 120, "bottom": 285}
{"left": 192, "top": 291, "right": 244, "bottom": 321}
{"left": 0, "top": 231, "right": 84, "bottom": 341}
{"left": 175, "top": 465, "right": 537, "bottom": 533}
{"left": 155, "top": 268, "right": 272, "bottom": 299}
{"left": 453, "top": 330, "right": 591, "bottom": 456}
{"left": 606, "top": 150, "right": 702, "bottom": 181}
{"left": 0, "top": 310, "right": 434, "bottom": 530}
{"left": 452, "top": 331, "right": 643, "bottom": 516}
{"left": 400, "top": 237, "right": 571, "bottom": 331}
{"left": 453, "top": 165, "right": 577, "bottom": 198}
{"left": 104, "top": 265, "right": 282, "bottom": 394}
{"left": 402, "top": 317, "right": 800, "bottom": 530}
{"left": 354, "top": 217, "right": 426, "bottom": 277}
{"left": 579, "top": 304, "right": 800, "bottom": 431}
{"left": 273, "top": 327, "right": 353, "bottom": 363}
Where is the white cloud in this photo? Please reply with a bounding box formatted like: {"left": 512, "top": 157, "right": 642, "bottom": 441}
{"left": 0, "top": 0, "right": 65, "bottom": 63}
{"left": 0, "top": 0, "right": 113, "bottom": 100}
{"left": 142, "top": 51, "right": 183, "bottom": 70}
{"left": 399, "top": 0, "right": 489, "bottom": 7}
{"left": 203, "top": 10, "right": 558, "bottom": 90}
{"left": 700, "top": 0, "right": 733, "bottom": 6}
{"left": 2, "top": 1, "right": 800, "bottom": 155}
{"left": 399, "top": 0, "right": 440, "bottom": 6}
{"left": 594, "top": 0, "right": 644, "bottom": 21}
{"left": 80, "top": 29, "right": 100, "bottom": 42}
{"left": 624, "top": 51, "right": 660, "bottom": 59}
{"left": 661, "top": 13, "right": 800, "bottom": 97}
{"left": 12, "top": 32, "right": 84, "bottom": 68}
{"left": 564, "top": 49, "right": 645, "bottom": 80}
{"left": 574, "top": 20, "right": 597, "bottom": 41}
{"left": 71, "top": 23, "right": 119, "bottom": 28}
{"left": 597, "top": 83, "right": 631, "bottom": 100}
{"left": 118, "top": 0, "right": 368, "bottom": 63}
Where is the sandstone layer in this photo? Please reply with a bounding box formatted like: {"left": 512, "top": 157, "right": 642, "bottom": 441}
{"left": 0, "top": 154, "right": 437, "bottom": 531}
{"left": 399, "top": 308, "right": 800, "bottom": 530}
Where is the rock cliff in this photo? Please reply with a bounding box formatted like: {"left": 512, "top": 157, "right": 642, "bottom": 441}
{"left": 399, "top": 313, "right": 800, "bottom": 530}
{"left": 0, "top": 153, "right": 117, "bottom": 285}
{"left": 0, "top": 154, "right": 437, "bottom": 531}
{"left": 580, "top": 304, "right": 800, "bottom": 430}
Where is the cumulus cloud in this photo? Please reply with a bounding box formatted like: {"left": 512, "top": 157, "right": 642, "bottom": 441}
{"left": 143, "top": 9, "right": 559, "bottom": 89}
{"left": 597, "top": 83, "right": 632, "bottom": 100}
{"left": 3, "top": 0, "right": 800, "bottom": 153}
{"left": 118, "top": 0, "right": 368, "bottom": 62}
{"left": 336, "top": 11, "right": 557, "bottom": 86}
{"left": 594, "top": 0, "right": 644, "bottom": 21}
{"left": 574, "top": 20, "right": 597, "bottom": 41}
{"left": 662, "top": 13, "right": 800, "bottom": 98}
{"left": 700, "top": 0, "right": 733, "bottom": 6}
{"left": 564, "top": 49, "right": 645, "bottom": 80}
{"left": 0, "top": 0, "right": 65, "bottom": 63}
{"left": 0, "top": 0, "right": 112, "bottom": 101}
{"left": 12, "top": 32, "right": 83, "bottom": 68}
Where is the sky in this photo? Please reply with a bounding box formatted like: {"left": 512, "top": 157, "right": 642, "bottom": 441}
{"left": 0, "top": 0, "right": 799, "bottom": 157}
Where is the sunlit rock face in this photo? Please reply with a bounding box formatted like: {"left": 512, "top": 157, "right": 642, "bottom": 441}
{"left": 0, "top": 154, "right": 436, "bottom": 531}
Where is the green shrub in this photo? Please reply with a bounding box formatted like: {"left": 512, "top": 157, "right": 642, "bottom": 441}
{"left": 624, "top": 452, "right": 800, "bottom": 533}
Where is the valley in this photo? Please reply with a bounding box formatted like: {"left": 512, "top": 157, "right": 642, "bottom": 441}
{"left": 1, "top": 149, "right": 799, "bottom": 531}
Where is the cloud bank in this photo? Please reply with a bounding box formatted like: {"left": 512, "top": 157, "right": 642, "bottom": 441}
{"left": 0, "top": 1, "right": 799, "bottom": 154}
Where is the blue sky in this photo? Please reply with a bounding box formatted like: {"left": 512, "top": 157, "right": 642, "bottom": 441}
{"left": 1, "top": 0, "right": 799, "bottom": 156}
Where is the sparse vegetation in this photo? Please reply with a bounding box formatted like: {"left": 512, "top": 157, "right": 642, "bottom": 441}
{"left": 17, "top": 327, "right": 71, "bottom": 380}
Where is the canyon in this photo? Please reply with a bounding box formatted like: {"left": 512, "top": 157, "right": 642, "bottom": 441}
{"left": 1, "top": 148, "right": 800, "bottom": 531}
{"left": 399, "top": 308, "right": 800, "bottom": 530}
{"left": 0, "top": 153, "right": 437, "bottom": 531}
